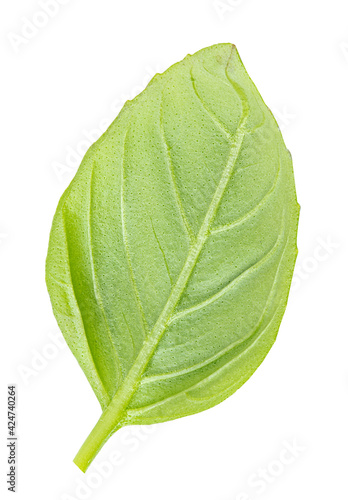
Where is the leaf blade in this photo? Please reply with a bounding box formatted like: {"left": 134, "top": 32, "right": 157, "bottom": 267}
{"left": 46, "top": 43, "right": 299, "bottom": 471}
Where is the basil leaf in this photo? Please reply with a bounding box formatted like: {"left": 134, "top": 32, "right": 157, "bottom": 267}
{"left": 46, "top": 43, "right": 299, "bottom": 472}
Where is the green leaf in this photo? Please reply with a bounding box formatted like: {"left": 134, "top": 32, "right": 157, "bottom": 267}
{"left": 46, "top": 43, "right": 299, "bottom": 472}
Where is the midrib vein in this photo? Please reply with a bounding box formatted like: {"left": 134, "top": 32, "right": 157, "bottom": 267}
{"left": 99, "top": 124, "right": 246, "bottom": 428}
{"left": 74, "top": 118, "right": 246, "bottom": 471}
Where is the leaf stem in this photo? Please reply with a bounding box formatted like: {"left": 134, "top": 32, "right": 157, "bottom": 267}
{"left": 73, "top": 403, "right": 124, "bottom": 472}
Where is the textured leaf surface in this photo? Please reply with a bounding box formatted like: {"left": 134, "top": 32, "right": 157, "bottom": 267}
{"left": 46, "top": 43, "right": 299, "bottom": 471}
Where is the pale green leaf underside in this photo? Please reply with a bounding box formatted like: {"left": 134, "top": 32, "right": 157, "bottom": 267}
{"left": 46, "top": 43, "right": 299, "bottom": 471}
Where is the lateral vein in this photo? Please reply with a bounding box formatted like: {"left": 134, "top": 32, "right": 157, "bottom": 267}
{"left": 88, "top": 163, "right": 123, "bottom": 385}
{"left": 159, "top": 94, "right": 195, "bottom": 243}
{"left": 190, "top": 67, "right": 232, "bottom": 141}
{"left": 120, "top": 127, "right": 149, "bottom": 337}
{"left": 61, "top": 208, "right": 110, "bottom": 407}
{"left": 169, "top": 214, "right": 285, "bottom": 325}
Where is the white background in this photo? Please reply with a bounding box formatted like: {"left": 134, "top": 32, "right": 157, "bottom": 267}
{"left": 1, "top": 0, "right": 347, "bottom": 498}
